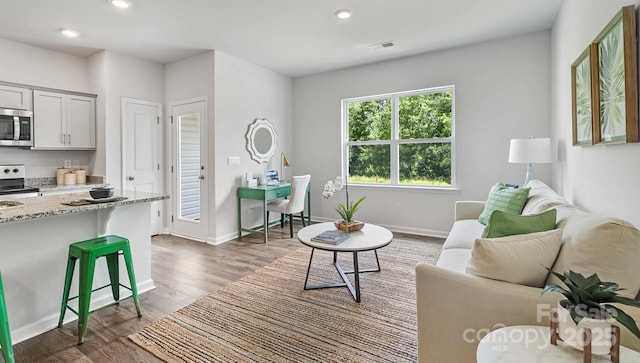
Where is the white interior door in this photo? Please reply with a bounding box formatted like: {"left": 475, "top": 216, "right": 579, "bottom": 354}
{"left": 170, "top": 99, "right": 208, "bottom": 242}
{"left": 122, "top": 98, "right": 162, "bottom": 235}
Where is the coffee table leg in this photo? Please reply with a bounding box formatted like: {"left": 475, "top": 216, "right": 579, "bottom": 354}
{"left": 353, "top": 252, "right": 361, "bottom": 302}
{"left": 303, "top": 248, "right": 316, "bottom": 289}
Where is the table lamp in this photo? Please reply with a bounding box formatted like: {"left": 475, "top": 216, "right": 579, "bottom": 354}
{"left": 508, "top": 137, "right": 552, "bottom": 186}
{"left": 281, "top": 152, "right": 291, "bottom": 182}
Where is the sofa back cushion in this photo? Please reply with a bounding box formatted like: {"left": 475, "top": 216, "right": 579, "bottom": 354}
{"left": 478, "top": 183, "right": 530, "bottom": 225}
{"left": 522, "top": 180, "right": 570, "bottom": 215}
{"left": 546, "top": 212, "right": 640, "bottom": 299}
{"left": 467, "top": 229, "right": 562, "bottom": 287}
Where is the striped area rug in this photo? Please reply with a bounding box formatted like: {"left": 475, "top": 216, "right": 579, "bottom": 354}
{"left": 129, "top": 238, "right": 442, "bottom": 362}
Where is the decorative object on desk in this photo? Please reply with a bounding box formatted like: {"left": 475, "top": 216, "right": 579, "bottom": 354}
{"left": 593, "top": 5, "right": 638, "bottom": 145}
{"left": 264, "top": 169, "right": 279, "bottom": 186}
{"left": 323, "top": 176, "right": 366, "bottom": 232}
{"left": 280, "top": 152, "right": 291, "bottom": 182}
{"left": 508, "top": 137, "right": 552, "bottom": 186}
{"left": 543, "top": 270, "right": 640, "bottom": 360}
{"left": 245, "top": 118, "right": 278, "bottom": 163}
{"left": 311, "top": 229, "right": 350, "bottom": 244}
{"left": 571, "top": 45, "right": 595, "bottom": 146}
{"left": 89, "top": 187, "right": 115, "bottom": 199}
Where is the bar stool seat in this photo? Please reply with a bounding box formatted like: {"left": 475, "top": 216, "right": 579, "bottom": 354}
{"left": 58, "top": 235, "right": 142, "bottom": 344}
{"left": 0, "top": 273, "right": 14, "bottom": 363}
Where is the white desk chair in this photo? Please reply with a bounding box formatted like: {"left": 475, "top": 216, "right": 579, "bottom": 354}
{"left": 267, "top": 175, "right": 311, "bottom": 238}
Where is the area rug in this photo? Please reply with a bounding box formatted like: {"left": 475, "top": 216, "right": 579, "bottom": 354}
{"left": 129, "top": 238, "right": 442, "bottom": 362}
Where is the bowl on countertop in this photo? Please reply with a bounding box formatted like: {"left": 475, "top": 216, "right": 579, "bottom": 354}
{"left": 89, "top": 187, "right": 115, "bottom": 199}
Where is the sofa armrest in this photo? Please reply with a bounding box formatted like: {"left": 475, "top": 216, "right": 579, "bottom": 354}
{"left": 455, "top": 201, "right": 485, "bottom": 221}
{"left": 415, "top": 264, "right": 640, "bottom": 363}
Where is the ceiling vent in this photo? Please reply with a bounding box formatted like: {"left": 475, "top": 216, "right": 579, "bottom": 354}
{"left": 368, "top": 41, "right": 395, "bottom": 50}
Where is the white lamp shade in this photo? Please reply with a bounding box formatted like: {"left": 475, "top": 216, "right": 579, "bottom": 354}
{"left": 508, "top": 138, "right": 552, "bottom": 164}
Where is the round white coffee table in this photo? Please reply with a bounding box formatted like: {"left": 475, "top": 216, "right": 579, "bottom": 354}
{"left": 477, "top": 325, "right": 640, "bottom": 363}
{"left": 297, "top": 222, "right": 393, "bottom": 302}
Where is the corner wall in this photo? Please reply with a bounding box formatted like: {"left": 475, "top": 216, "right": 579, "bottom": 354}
{"left": 293, "top": 31, "right": 552, "bottom": 236}
{"left": 550, "top": 0, "right": 640, "bottom": 228}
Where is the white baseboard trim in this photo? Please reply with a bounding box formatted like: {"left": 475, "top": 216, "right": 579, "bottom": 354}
{"left": 310, "top": 216, "right": 448, "bottom": 239}
{"left": 11, "top": 279, "right": 156, "bottom": 345}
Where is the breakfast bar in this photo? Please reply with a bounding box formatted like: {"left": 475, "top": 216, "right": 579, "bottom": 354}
{"left": 0, "top": 189, "right": 167, "bottom": 344}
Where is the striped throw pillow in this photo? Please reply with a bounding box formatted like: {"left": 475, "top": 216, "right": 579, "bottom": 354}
{"left": 478, "top": 183, "right": 530, "bottom": 225}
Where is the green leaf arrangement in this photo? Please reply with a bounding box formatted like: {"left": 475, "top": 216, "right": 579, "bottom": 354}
{"left": 323, "top": 176, "right": 366, "bottom": 224}
{"left": 542, "top": 270, "right": 640, "bottom": 340}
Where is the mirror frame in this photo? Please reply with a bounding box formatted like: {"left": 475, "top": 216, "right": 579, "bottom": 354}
{"left": 245, "top": 118, "right": 278, "bottom": 163}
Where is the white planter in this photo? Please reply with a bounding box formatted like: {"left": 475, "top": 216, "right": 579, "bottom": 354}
{"left": 557, "top": 300, "right": 616, "bottom": 355}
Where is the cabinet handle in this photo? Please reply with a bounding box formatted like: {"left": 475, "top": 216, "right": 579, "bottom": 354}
{"left": 199, "top": 175, "right": 205, "bottom": 180}
{"left": 128, "top": 176, "right": 135, "bottom": 181}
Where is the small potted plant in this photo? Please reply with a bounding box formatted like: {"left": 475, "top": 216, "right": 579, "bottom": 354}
{"left": 542, "top": 270, "right": 640, "bottom": 354}
{"left": 323, "top": 176, "right": 366, "bottom": 232}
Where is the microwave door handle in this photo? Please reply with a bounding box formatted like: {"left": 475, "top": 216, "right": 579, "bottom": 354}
{"left": 13, "top": 116, "right": 20, "bottom": 140}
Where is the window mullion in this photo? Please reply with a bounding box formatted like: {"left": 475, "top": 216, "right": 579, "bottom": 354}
{"left": 390, "top": 96, "right": 399, "bottom": 185}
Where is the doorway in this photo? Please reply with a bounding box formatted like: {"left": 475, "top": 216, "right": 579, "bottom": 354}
{"left": 170, "top": 98, "right": 208, "bottom": 242}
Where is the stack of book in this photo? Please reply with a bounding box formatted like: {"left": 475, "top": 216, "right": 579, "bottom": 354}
{"left": 311, "top": 230, "right": 350, "bottom": 244}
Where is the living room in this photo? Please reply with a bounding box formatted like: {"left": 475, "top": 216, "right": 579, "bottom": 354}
{"left": 1, "top": 0, "right": 640, "bottom": 362}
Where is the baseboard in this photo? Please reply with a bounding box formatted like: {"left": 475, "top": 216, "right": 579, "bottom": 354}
{"left": 310, "top": 216, "right": 448, "bottom": 239}
{"left": 11, "top": 279, "right": 156, "bottom": 344}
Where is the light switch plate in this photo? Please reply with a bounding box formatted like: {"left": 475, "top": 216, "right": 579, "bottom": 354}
{"left": 228, "top": 156, "right": 240, "bottom": 166}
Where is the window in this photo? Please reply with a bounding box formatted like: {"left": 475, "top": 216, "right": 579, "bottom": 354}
{"left": 343, "top": 86, "right": 454, "bottom": 187}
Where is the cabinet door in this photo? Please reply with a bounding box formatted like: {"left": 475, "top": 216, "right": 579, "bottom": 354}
{"left": 33, "top": 90, "right": 66, "bottom": 148}
{"left": 67, "top": 95, "right": 96, "bottom": 149}
{"left": 0, "top": 85, "right": 32, "bottom": 110}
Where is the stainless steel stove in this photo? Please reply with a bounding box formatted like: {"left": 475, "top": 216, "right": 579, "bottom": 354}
{"left": 0, "top": 165, "right": 39, "bottom": 198}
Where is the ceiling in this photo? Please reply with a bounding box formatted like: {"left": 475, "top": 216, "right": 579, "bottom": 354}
{"left": 0, "top": 0, "right": 563, "bottom": 77}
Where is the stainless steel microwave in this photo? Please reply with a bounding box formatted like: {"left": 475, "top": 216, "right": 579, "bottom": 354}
{"left": 0, "top": 108, "right": 32, "bottom": 147}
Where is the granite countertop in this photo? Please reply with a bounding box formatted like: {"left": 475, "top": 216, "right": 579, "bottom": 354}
{"left": 0, "top": 190, "right": 168, "bottom": 224}
{"left": 37, "top": 181, "right": 107, "bottom": 192}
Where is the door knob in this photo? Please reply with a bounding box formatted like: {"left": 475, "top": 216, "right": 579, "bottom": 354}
{"left": 199, "top": 175, "right": 205, "bottom": 180}
{"left": 128, "top": 176, "right": 135, "bottom": 181}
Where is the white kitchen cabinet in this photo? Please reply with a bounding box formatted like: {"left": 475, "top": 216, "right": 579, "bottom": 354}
{"left": 0, "top": 84, "right": 32, "bottom": 110}
{"left": 33, "top": 90, "right": 95, "bottom": 149}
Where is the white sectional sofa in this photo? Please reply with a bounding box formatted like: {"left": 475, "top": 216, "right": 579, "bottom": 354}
{"left": 416, "top": 180, "right": 640, "bottom": 363}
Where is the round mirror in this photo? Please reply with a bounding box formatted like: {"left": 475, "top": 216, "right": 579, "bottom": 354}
{"left": 246, "top": 118, "right": 278, "bottom": 163}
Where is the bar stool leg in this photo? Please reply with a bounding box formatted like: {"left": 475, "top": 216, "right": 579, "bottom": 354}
{"left": 105, "top": 253, "right": 120, "bottom": 302}
{"left": 77, "top": 255, "right": 96, "bottom": 344}
{"left": 122, "top": 245, "right": 142, "bottom": 317}
{"left": 58, "top": 256, "right": 77, "bottom": 327}
{"left": 0, "top": 275, "right": 14, "bottom": 363}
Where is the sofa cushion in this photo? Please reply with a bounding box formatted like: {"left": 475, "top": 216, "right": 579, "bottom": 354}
{"left": 478, "top": 182, "right": 530, "bottom": 225}
{"left": 443, "top": 219, "right": 486, "bottom": 250}
{"left": 435, "top": 248, "right": 471, "bottom": 274}
{"left": 547, "top": 213, "right": 640, "bottom": 299}
{"left": 482, "top": 209, "right": 557, "bottom": 238}
{"left": 467, "top": 229, "right": 562, "bottom": 287}
{"left": 522, "top": 180, "right": 570, "bottom": 215}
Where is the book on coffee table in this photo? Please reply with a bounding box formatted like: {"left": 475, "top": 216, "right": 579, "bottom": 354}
{"left": 311, "top": 230, "right": 350, "bottom": 244}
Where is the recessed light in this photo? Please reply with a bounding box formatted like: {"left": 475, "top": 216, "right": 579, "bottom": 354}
{"left": 111, "top": 0, "right": 132, "bottom": 8}
{"left": 60, "top": 29, "right": 80, "bottom": 38}
{"left": 335, "top": 9, "right": 352, "bottom": 20}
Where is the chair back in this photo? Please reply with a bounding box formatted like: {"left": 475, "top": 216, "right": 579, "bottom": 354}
{"left": 286, "top": 175, "right": 311, "bottom": 214}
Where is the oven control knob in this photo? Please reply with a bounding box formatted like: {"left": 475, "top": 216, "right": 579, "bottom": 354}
{"left": 12, "top": 168, "right": 18, "bottom": 173}
{"left": 3, "top": 169, "right": 9, "bottom": 174}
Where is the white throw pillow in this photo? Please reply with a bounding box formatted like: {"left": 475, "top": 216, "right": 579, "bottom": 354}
{"left": 466, "top": 229, "right": 562, "bottom": 288}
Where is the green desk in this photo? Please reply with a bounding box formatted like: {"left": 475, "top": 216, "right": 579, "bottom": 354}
{"left": 237, "top": 183, "right": 311, "bottom": 243}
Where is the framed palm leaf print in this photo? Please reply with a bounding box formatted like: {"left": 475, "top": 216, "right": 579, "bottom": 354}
{"left": 571, "top": 45, "right": 595, "bottom": 146}
{"left": 593, "top": 5, "right": 638, "bottom": 144}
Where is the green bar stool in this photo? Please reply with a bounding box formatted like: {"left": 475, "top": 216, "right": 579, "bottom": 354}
{"left": 0, "top": 273, "right": 14, "bottom": 363}
{"left": 58, "top": 235, "right": 142, "bottom": 344}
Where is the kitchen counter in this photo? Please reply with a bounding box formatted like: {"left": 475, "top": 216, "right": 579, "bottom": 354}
{"left": 0, "top": 189, "right": 168, "bottom": 344}
{"left": 0, "top": 189, "right": 166, "bottom": 224}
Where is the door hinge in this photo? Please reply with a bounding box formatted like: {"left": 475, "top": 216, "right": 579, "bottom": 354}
{"left": 169, "top": 116, "right": 173, "bottom": 124}
{"left": 171, "top": 165, "right": 174, "bottom": 173}
{"left": 157, "top": 116, "right": 160, "bottom": 124}
{"left": 157, "top": 210, "right": 160, "bottom": 217}
{"left": 171, "top": 215, "right": 174, "bottom": 223}
{"left": 157, "top": 163, "right": 160, "bottom": 170}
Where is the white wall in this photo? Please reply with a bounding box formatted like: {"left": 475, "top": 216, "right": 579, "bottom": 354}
{"left": 0, "top": 38, "right": 93, "bottom": 177}
{"left": 214, "top": 51, "right": 294, "bottom": 243}
{"left": 550, "top": 0, "right": 640, "bottom": 228}
{"left": 293, "top": 32, "right": 552, "bottom": 236}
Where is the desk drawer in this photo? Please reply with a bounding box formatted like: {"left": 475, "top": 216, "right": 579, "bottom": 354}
{"left": 265, "top": 187, "right": 290, "bottom": 200}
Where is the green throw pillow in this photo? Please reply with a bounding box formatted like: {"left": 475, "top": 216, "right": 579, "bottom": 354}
{"left": 478, "top": 183, "right": 530, "bottom": 225}
{"left": 482, "top": 208, "right": 558, "bottom": 238}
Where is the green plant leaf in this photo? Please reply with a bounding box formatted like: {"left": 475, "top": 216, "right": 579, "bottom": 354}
{"left": 605, "top": 304, "right": 640, "bottom": 340}
{"left": 541, "top": 284, "right": 576, "bottom": 302}
{"left": 610, "top": 296, "right": 640, "bottom": 309}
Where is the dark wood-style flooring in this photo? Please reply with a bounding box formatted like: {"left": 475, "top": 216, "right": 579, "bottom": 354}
{"left": 12, "top": 223, "right": 440, "bottom": 362}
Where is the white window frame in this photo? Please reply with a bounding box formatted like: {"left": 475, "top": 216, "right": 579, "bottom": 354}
{"left": 341, "top": 85, "right": 456, "bottom": 189}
